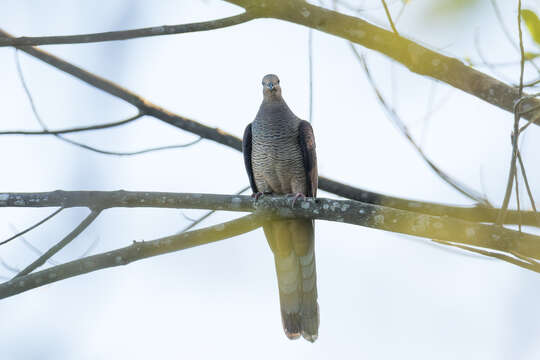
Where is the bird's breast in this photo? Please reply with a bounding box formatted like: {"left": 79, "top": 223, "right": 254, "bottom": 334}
{"left": 251, "top": 131, "right": 306, "bottom": 194}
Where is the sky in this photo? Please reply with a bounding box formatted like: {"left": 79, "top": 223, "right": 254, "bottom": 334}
{"left": 1, "top": 0, "right": 540, "bottom": 359}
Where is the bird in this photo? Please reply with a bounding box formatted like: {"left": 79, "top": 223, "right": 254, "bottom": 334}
{"left": 242, "top": 74, "right": 319, "bottom": 342}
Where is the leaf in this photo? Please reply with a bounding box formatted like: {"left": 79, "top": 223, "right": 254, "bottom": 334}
{"left": 521, "top": 9, "right": 540, "bottom": 46}
{"left": 525, "top": 51, "right": 540, "bottom": 60}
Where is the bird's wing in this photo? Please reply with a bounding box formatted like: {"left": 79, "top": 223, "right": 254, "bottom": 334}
{"left": 242, "top": 123, "right": 258, "bottom": 193}
{"left": 297, "top": 120, "right": 318, "bottom": 197}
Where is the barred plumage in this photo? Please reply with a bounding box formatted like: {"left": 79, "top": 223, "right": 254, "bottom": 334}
{"left": 242, "top": 74, "right": 319, "bottom": 342}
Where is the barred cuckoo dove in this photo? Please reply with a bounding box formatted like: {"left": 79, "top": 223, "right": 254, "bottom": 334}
{"left": 242, "top": 74, "right": 319, "bottom": 342}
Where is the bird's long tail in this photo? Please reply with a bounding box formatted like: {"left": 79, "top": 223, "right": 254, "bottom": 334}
{"left": 264, "top": 219, "right": 319, "bottom": 342}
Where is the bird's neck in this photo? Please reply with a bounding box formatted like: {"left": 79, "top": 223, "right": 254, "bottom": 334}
{"left": 259, "top": 96, "right": 293, "bottom": 117}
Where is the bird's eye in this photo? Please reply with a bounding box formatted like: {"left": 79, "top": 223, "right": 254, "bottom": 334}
{"left": 277, "top": 80, "right": 280, "bottom": 84}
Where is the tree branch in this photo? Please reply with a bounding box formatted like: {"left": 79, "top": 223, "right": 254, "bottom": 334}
{"left": 223, "top": 0, "right": 540, "bottom": 125}
{"left": 0, "top": 112, "right": 143, "bottom": 135}
{"left": 15, "top": 209, "right": 101, "bottom": 277}
{"left": 1, "top": 191, "right": 539, "bottom": 257}
{"left": 0, "top": 190, "right": 535, "bottom": 225}
{"left": 1, "top": 29, "right": 538, "bottom": 226}
{"left": 0, "top": 12, "right": 254, "bottom": 46}
{"left": 2, "top": 1, "right": 540, "bottom": 123}
{"left": 1, "top": 192, "right": 540, "bottom": 299}
{"left": 0, "top": 213, "right": 265, "bottom": 299}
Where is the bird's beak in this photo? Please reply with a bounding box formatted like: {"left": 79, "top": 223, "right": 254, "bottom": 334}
{"left": 267, "top": 83, "right": 274, "bottom": 91}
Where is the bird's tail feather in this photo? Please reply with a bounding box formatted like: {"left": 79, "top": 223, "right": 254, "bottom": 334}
{"left": 264, "top": 219, "right": 319, "bottom": 342}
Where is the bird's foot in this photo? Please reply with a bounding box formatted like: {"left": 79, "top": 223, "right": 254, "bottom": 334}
{"left": 252, "top": 192, "right": 271, "bottom": 201}
{"left": 288, "top": 192, "right": 306, "bottom": 207}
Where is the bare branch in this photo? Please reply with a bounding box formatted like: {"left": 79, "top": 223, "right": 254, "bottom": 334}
{"left": 1, "top": 191, "right": 540, "bottom": 258}
{"left": 2, "top": 191, "right": 540, "bottom": 298}
{"left": 15, "top": 209, "right": 101, "bottom": 277}
{"left": 0, "top": 207, "right": 63, "bottom": 246}
{"left": 0, "top": 189, "right": 538, "bottom": 227}
{"left": 15, "top": 50, "right": 205, "bottom": 157}
{"left": 0, "top": 12, "right": 254, "bottom": 47}
{"left": 179, "top": 185, "right": 251, "bottom": 233}
{"left": 517, "top": 150, "right": 539, "bottom": 224}
{"left": 433, "top": 239, "right": 540, "bottom": 273}
{"left": 56, "top": 135, "right": 203, "bottom": 156}
{"left": 223, "top": 0, "right": 540, "bottom": 124}
{"left": 0, "top": 214, "right": 265, "bottom": 299}
{"left": 0, "top": 113, "right": 143, "bottom": 135}
{"left": 497, "top": 3, "right": 529, "bottom": 225}
{"left": 349, "top": 45, "right": 490, "bottom": 206}
{"left": 489, "top": 0, "right": 540, "bottom": 74}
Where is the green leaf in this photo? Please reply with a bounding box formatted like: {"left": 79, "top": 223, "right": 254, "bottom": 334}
{"left": 525, "top": 51, "right": 540, "bottom": 60}
{"left": 521, "top": 9, "right": 540, "bottom": 46}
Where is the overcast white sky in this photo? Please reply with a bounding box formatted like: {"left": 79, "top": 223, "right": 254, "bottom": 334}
{"left": 1, "top": 0, "right": 540, "bottom": 359}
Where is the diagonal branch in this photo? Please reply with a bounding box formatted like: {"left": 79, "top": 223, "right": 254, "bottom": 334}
{"left": 2, "top": 1, "right": 540, "bottom": 124}
{"left": 223, "top": 0, "right": 540, "bottom": 125}
{"left": 0, "top": 213, "right": 265, "bottom": 299}
{"left": 15, "top": 209, "right": 101, "bottom": 277}
{"left": 0, "top": 12, "right": 254, "bottom": 46}
{"left": 349, "top": 45, "right": 490, "bottom": 206}
{"left": 0, "top": 207, "right": 63, "bottom": 246}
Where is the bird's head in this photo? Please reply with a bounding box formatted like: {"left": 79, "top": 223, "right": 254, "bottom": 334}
{"left": 262, "top": 74, "right": 282, "bottom": 99}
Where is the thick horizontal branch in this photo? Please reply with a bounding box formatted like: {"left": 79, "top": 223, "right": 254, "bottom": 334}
{"left": 1, "top": 191, "right": 539, "bottom": 259}
{"left": 1, "top": 190, "right": 537, "bottom": 227}
{"left": 0, "top": 214, "right": 264, "bottom": 299}
{"left": 1, "top": 192, "right": 539, "bottom": 299}
{"left": 0, "top": 12, "right": 254, "bottom": 46}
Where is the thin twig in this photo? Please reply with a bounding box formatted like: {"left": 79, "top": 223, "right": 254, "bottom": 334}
{"left": 433, "top": 239, "right": 540, "bottom": 273}
{"left": 57, "top": 136, "right": 203, "bottom": 156}
{"left": 79, "top": 237, "right": 100, "bottom": 258}
{"left": 0, "top": 113, "right": 144, "bottom": 135}
{"left": 380, "top": 0, "right": 399, "bottom": 35}
{"left": 473, "top": 29, "right": 516, "bottom": 85}
{"left": 0, "top": 258, "right": 20, "bottom": 274}
{"left": 10, "top": 225, "right": 60, "bottom": 266}
{"left": 308, "top": 28, "right": 314, "bottom": 124}
{"left": 15, "top": 50, "right": 203, "bottom": 157}
{"left": 179, "top": 185, "right": 251, "bottom": 233}
{"left": 518, "top": 0, "right": 525, "bottom": 98}
{"left": 0, "top": 207, "right": 63, "bottom": 246}
{"left": 514, "top": 168, "right": 522, "bottom": 234}
{"left": 15, "top": 209, "right": 101, "bottom": 277}
{"left": 489, "top": 0, "right": 540, "bottom": 73}
{"left": 349, "top": 45, "right": 490, "bottom": 206}
{"left": 0, "top": 12, "right": 255, "bottom": 47}
{"left": 497, "top": 3, "right": 528, "bottom": 225}
{"left": 517, "top": 150, "right": 540, "bottom": 226}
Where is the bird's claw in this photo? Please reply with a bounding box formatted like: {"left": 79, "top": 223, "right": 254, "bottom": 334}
{"left": 288, "top": 192, "right": 306, "bottom": 207}
{"left": 252, "top": 192, "right": 271, "bottom": 201}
